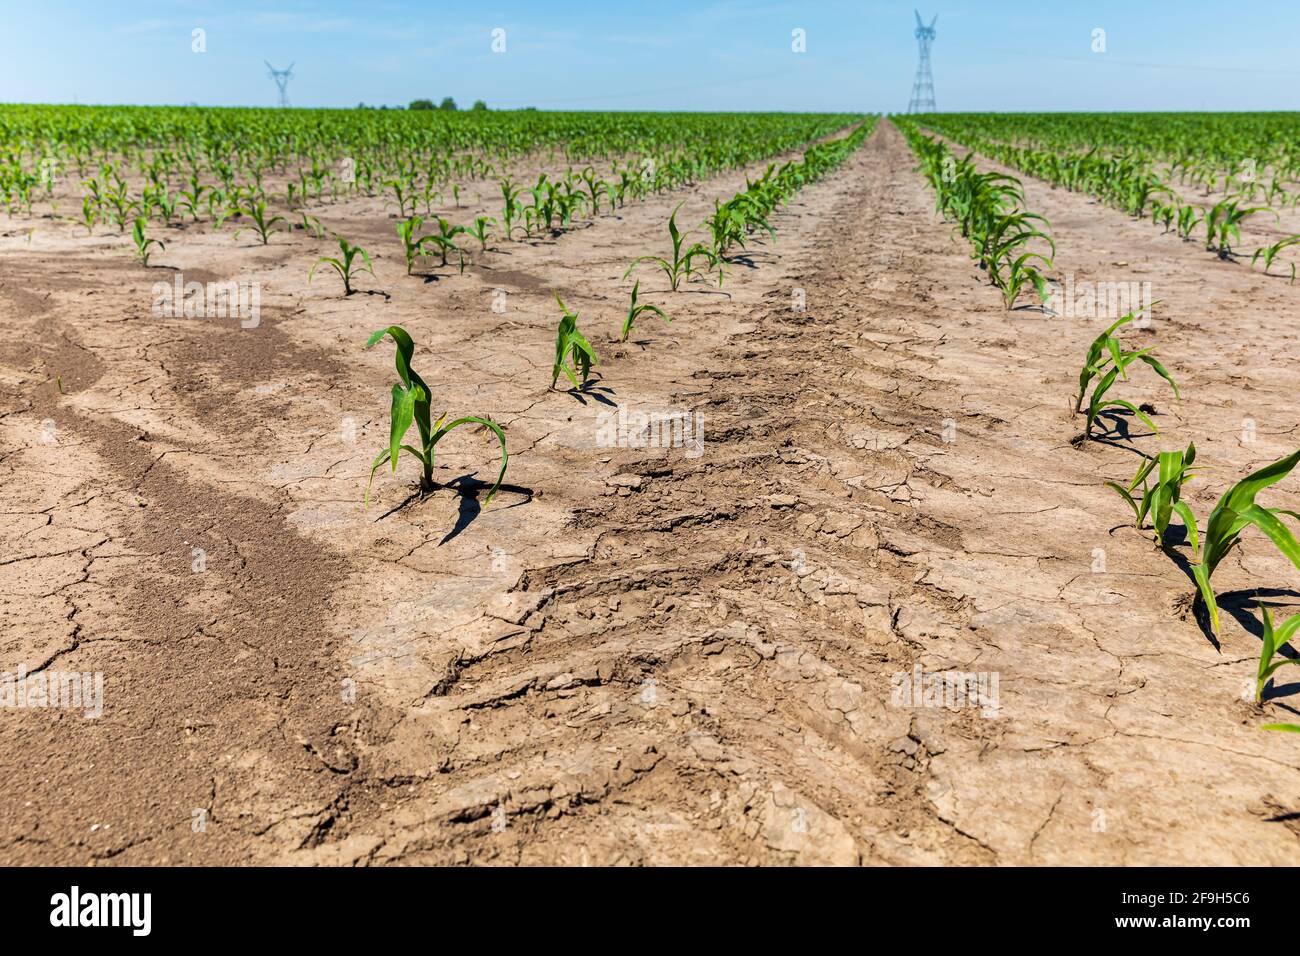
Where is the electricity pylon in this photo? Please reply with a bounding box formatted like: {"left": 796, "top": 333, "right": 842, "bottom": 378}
{"left": 265, "top": 61, "right": 294, "bottom": 108}
{"left": 907, "top": 12, "right": 937, "bottom": 114}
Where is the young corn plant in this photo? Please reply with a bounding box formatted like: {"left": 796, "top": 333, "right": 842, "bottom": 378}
{"left": 384, "top": 177, "right": 419, "bottom": 218}
{"left": 298, "top": 212, "right": 326, "bottom": 238}
{"left": 974, "top": 211, "right": 1056, "bottom": 310}
{"left": 1072, "top": 306, "right": 1178, "bottom": 440}
{"left": 624, "top": 202, "right": 713, "bottom": 291}
{"left": 552, "top": 293, "right": 598, "bottom": 390}
{"left": 1106, "top": 442, "right": 1198, "bottom": 546}
{"left": 1253, "top": 605, "right": 1300, "bottom": 704}
{"left": 78, "top": 195, "right": 98, "bottom": 236}
{"left": 144, "top": 184, "right": 177, "bottom": 224}
{"left": 1081, "top": 346, "right": 1179, "bottom": 442}
{"left": 1204, "top": 199, "right": 1273, "bottom": 258}
{"left": 102, "top": 177, "right": 135, "bottom": 233}
{"left": 424, "top": 217, "right": 467, "bottom": 272}
{"left": 994, "top": 248, "right": 1055, "bottom": 310}
{"left": 363, "top": 325, "right": 508, "bottom": 507}
{"left": 233, "top": 199, "right": 287, "bottom": 245}
{"left": 466, "top": 215, "right": 496, "bottom": 252}
{"left": 177, "top": 176, "right": 209, "bottom": 222}
{"left": 1175, "top": 204, "right": 1203, "bottom": 241}
{"left": 620, "top": 280, "right": 671, "bottom": 341}
{"left": 310, "top": 235, "right": 374, "bottom": 296}
{"left": 500, "top": 179, "right": 523, "bottom": 239}
{"left": 1251, "top": 234, "right": 1300, "bottom": 282}
{"left": 131, "top": 216, "right": 164, "bottom": 266}
{"left": 396, "top": 215, "right": 432, "bottom": 275}
{"left": 1185, "top": 449, "right": 1300, "bottom": 636}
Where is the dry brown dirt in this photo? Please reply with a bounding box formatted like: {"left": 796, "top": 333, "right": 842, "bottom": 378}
{"left": 1, "top": 120, "right": 1297, "bottom": 866}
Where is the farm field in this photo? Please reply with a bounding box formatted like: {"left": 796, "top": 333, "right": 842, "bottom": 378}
{"left": 1, "top": 103, "right": 1299, "bottom": 870}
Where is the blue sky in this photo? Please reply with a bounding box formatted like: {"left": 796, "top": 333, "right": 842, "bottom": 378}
{"left": 2, "top": 0, "right": 1298, "bottom": 112}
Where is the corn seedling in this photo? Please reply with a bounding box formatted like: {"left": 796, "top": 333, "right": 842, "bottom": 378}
{"left": 624, "top": 201, "right": 713, "bottom": 291}
{"left": 130, "top": 216, "right": 163, "bottom": 266}
{"left": 103, "top": 177, "right": 135, "bottom": 233}
{"left": 1253, "top": 605, "right": 1300, "bottom": 704}
{"left": 466, "top": 215, "right": 496, "bottom": 252}
{"left": 310, "top": 235, "right": 374, "bottom": 296}
{"left": 1175, "top": 203, "right": 1203, "bottom": 241}
{"left": 1106, "top": 442, "right": 1198, "bottom": 546}
{"left": 384, "top": 177, "right": 419, "bottom": 218}
{"left": 1081, "top": 345, "right": 1178, "bottom": 441}
{"left": 205, "top": 188, "right": 229, "bottom": 228}
{"left": 396, "top": 215, "right": 432, "bottom": 275}
{"left": 995, "top": 246, "right": 1054, "bottom": 310}
{"left": 1072, "top": 306, "right": 1177, "bottom": 430}
{"left": 1204, "top": 199, "right": 1273, "bottom": 258}
{"left": 425, "top": 216, "right": 467, "bottom": 272}
{"left": 78, "top": 195, "right": 98, "bottom": 235}
{"left": 1251, "top": 234, "right": 1300, "bottom": 282}
{"left": 580, "top": 166, "right": 607, "bottom": 214}
{"left": 1150, "top": 198, "right": 1176, "bottom": 233}
{"left": 143, "top": 184, "right": 176, "bottom": 223}
{"left": 1185, "top": 449, "right": 1300, "bottom": 636}
{"left": 500, "top": 179, "right": 523, "bottom": 239}
{"left": 177, "top": 177, "right": 209, "bottom": 221}
{"left": 620, "top": 281, "right": 671, "bottom": 341}
{"left": 298, "top": 212, "right": 326, "bottom": 238}
{"left": 363, "top": 325, "right": 508, "bottom": 506}
{"left": 552, "top": 293, "right": 598, "bottom": 390}
{"left": 233, "top": 199, "right": 287, "bottom": 245}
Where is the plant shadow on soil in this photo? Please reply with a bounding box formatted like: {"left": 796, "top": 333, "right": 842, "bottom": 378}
{"left": 559, "top": 381, "right": 616, "bottom": 407}
{"left": 1095, "top": 409, "right": 1159, "bottom": 445}
{"left": 376, "top": 473, "right": 534, "bottom": 545}
{"left": 1224, "top": 589, "right": 1300, "bottom": 707}
{"left": 1161, "top": 535, "right": 1300, "bottom": 654}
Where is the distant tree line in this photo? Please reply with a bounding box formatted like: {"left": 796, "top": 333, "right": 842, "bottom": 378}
{"left": 407, "top": 98, "right": 488, "bottom": 111}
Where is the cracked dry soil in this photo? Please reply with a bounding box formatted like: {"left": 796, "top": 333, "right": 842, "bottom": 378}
{"left": 1, "top": 120, "right": 1298, "bottom": 865}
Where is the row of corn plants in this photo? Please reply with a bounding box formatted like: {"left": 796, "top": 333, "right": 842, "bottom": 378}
{"left": 354, "top": 116, "right": 875, "bottom": 507}
{"left": 899, "top": 120, "right": 1300, "bottom": 735}
{"left": 552, "top": 119, "right": 877, "bottom": 393}
{"left": 908, "top": 113, "right": 1300, "bottom": 276}
{"left": 895, "top": 120, "right": 1056, "bottom": 310}
{"left": 1079, "top": 310, "right": 1300, "bottom": 734}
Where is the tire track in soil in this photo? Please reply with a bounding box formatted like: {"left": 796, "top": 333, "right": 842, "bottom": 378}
{"left": 346, "top": 120, "right": 1300, "bottom": 866}
{"left": 0, "top": 128, "right": 872, "bottom": 867}
{"left": 7, "top": 119, "right": 1297, "bottom": 866}
{"left": 343, "top": 121, "right": 999, "bottom": 866}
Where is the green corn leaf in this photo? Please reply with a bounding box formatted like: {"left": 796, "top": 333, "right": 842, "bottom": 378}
{"left": 1191, "top": 561, "right": 1219, "bottom": 635}
{"left": 1105, "top": 481, "right": 1141, "bottom": 522}
{"left": 1100, "top": 398, "right": 1158, "bottom": 435}
{"left": 1172, "top": 501, "right": 1199, "bottom": 556}
{"left": 1238, "top": 504, "right": 1300, "bottom": 571}
{"left": 431, "top": 416, "right": 509, "bottom": 504}
{"left": 1137, "top": 354, "right": 1180, "bottom": 400}
{"left": 1221, "top": 450, "right": 1300, "bottom": 517}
